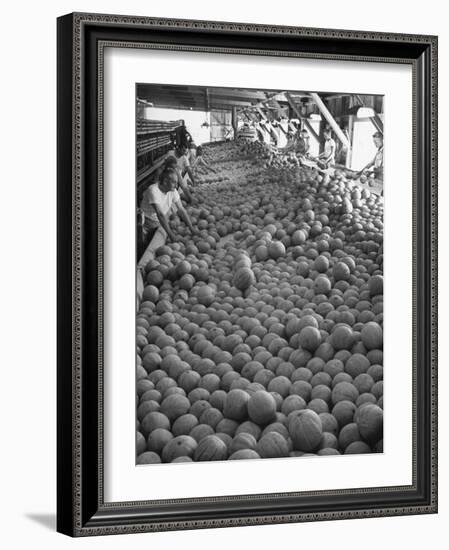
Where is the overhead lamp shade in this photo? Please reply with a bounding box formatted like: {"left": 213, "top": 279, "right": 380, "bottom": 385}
{"left": 357, "top": 106, "right": 375, "bottom": 118}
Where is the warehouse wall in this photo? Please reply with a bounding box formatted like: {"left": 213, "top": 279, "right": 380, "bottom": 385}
{"left": 145, "top": 108, "right": 212, "bottom": 144}
{"left": 0, "top": 1, "right": 445, "bottom": 550}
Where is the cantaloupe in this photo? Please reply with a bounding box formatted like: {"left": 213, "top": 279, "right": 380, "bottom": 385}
{"left": 319, "top": 412, "right": 339, "bottom": 435}
{"left": 179, "top": 273, "right": 195, "bottom": 291}
{"left": 229, "top": 432, "right": 258, "bottom": 454}
{"left": 310, "top": 372, "right": 332, "bottom": 388}
{"left": 255, "top": 245, "right": 269, "bottom": 261}
{"left": 313, "top": 275, "right": 331, "bottom": 295}
{"left": 291, "top": 367, "right": 313, "bottom": 383}
{"left": 268, "top": 241, "right": 286, "bottom": 259}
{"left": 311, "top": 384, "right": 332, "bottom": 404}
{"left": 361, "top": 322, "right": 383, "bottom": 350}
{"left": 137, "top": 451, "right": 162, "bottom": 464}
{"left": 267, "top": 376, "right": 291, "bottom": 398}
{"left": 254, "top": 368, "right": 276, "bottom": 388}
{"left": 194, "top": 435, "right": 228, "bottom": 461}
{"left": 353, "top": 373, "right": 375, "bottom": 394}
{"left": 229, "top": 449, "right": 261, "bottom": 460}
{"left": 241, "top": 361, "right": 264, "bottom": 381}
{"left": 235, "top": 421, "right": 262, "bottom": 441}
{"left": 209, "top": 390, "right": 227, "bottom": 412}
{"left": 256, "top": 431, "right": 289, "bottom": 458}
{"left": 189, "top": 423, "right": 215, "bottom": 442}
{"left": 142, "top": 352, "right": 162, "bottom": 374}
{"left": 331, "top": 381, "right": 359, "bottom": 405}
{"left": 281, "top": 394, "right": 306, "bottom": 416}
{"left": 199, "top": 407, "right": 223, "bottom": 429}
{"left": 307, "top": 398, "right": 329, "bottom": 415}
{"left": 247, "top": 391, "right": 277, "bottom": 426}
{"left": 136, "top": 431, "right": 147, "bottom": 455}
{"left": 345, "top": 353, "right": 370, "bottom": 378}
{"left": 331, "top": 325, "right": 354, "bottom": 350}
{"left": 161, "top": 435, "right": 198, "bottom": 462}
{"left": 318, "top": 432, "right": 338, "bottom": 450}
{"left": 141, "top": 411, "right": 170, "bottom": 436}
{"left": 178, "top": 370, "right": 201, "bottom": 393}
{"left": 171, "top": 414, "right": 199, "bottom": 437}
{"left": 314, "top": 255, "right": 329, "bottom": 273}
{"left": 355, "top": 403, "right": 383, "bottom": 442}
{"left": 333, "top": 262, "right": 351, "bottom": 281}
{"left": 298, "top": 326, "right": 321, "bottom": 352}
{"left": 214, "top": 432, "right": 233, "bottom": 448}
{"left": 223, "top": 389, "right": 250, "bottom": 421}
{"left": 189, "top": 399, "right": 212, "bottom": 418}
{"left": 288, "top": 409, "right": 323, "bottom": 452}
{"left": 344, "top": 441, "right": 371, "bottom": 454}
{"left": 215, "top": 418, "right": 239, "bottom": 437}
{"left": 197, "top": 285, "right": 215, "bottom": 306}
{"left": 233, "top": 267, "right": 256, "bottom": 290}
{"left": 338, "top": 422, "right": 361, "bottom": 451}
{"left": 147, "top": 428, "right": 173, "bottom": 454}
{"left": 199, "top": 373, "right": 221, "bottom": 393}
{"left": 136, "top": 378, "right": 154, "bottom": 397}
{"left": 289, "top": 380, "right": 312, "bottom": 402}
{"left": 331, "top": 400, "right": 356, "bottom": 427}
{"left": 317, "top": 448, "right": 341, "bottom": 456}
{"left": 368, "top": 275, "right": 383, "bottom": 296}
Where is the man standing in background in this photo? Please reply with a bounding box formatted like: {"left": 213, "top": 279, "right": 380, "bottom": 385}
{"left": 357, "top": 131, "right": 384, "bottom": 181}
{"left": 317, "top": 127, "right": 336, "bottom": 168}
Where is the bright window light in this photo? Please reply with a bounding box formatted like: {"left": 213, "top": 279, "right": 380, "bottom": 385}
{"left": 357, "top": 106, "right": 375, "bottom": 118}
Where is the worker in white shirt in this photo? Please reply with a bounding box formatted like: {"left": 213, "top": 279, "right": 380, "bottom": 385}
{"left": 191, "top": 146, "right": 217, "bottom": 175}
{"left": 187, "top": 143, "right": 197, "bottom": 165}
{"left": 163, "top": 156, "right": 193, "bottom": 203}
{"left": 139, "top": 167, "right": 197, "bottom": 248}
{"left": 317, "top": 127, "right": 336, "bottom": 168}
{"left": 176, "top": 146, "right": 196, "bottom": 186}
{"left": 357, "top": 131, "right": 384, "bottom": 181}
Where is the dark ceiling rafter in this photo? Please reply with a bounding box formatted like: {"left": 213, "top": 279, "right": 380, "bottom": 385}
{"left": 136, "top": 85, "right": 384, "bottom": 122}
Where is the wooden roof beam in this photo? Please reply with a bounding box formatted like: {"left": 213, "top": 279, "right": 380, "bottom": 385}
{"left": 285, "top": 92, "right": 304, "bottom": 119}
{"left": 309, "top": 92, "right": 351, "bottom": 148}
{"left": 209, "top": 90, "right": 267, "bottom": 100}
{"left": 353, "top": 93, "right": 383, "bottom": 134}
{"left": 303, "top": 119, "right": 321, "bottom": 143}
{"left": 284, "top": 92, "right": 320, "bottom": 142}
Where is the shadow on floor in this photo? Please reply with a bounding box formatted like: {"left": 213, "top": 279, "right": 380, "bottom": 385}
{"left": 25, "top": 513, "right": 56, "bottom": 531}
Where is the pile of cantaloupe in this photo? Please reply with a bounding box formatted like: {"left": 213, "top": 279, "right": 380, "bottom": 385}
{"left": 136, "top": 143, "right": 383, "bottom": 464}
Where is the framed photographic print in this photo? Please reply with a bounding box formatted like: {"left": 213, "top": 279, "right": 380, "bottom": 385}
{"left": 57, "top": 12, "right": 438, "bottom": 537}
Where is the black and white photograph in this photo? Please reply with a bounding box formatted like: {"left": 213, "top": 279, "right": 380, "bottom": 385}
{"left": 135, "top": 84, "right": 384, "bottom": 464}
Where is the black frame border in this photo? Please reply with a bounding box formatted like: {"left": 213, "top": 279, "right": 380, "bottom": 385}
{"left": 57, "top": 12, "right": 438, "bottom": 537}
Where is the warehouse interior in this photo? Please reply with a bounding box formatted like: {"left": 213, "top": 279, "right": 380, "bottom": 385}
{"left": 137, "top": 85, "right": 383, "bottom": 176}
{"left": 135, "top": 83, "right": 384, "bottom": 464}
{"left": 136, "top": 84, "right": 384, "bottom": 264}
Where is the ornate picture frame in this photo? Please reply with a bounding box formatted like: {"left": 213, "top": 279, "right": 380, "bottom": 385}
{"left": 57, "top": 12, "right": 437, "bottom": 536}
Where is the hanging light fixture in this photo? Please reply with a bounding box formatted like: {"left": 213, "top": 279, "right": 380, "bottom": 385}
{"left": 309, "top": 113, "right": 322, "bottom": 121}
